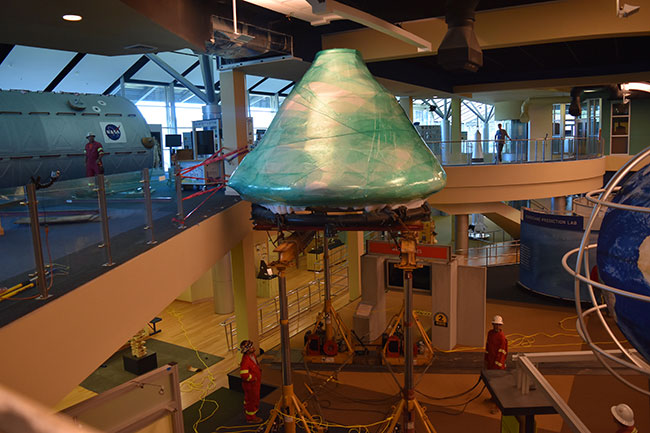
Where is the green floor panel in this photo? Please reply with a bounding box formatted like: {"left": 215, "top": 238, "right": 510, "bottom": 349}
{"left": 80, "top": 339, "right": 223, "bottom": 394}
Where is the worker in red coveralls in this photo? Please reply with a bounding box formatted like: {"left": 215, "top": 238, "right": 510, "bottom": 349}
{"left": 611, "top": 403, "right": 638, "bottom": 433}
{"left": 485, "top": 315, "right": 508, "bottom": 370}
{"left": 239, "top": 340, "right": 263, "bottom": 424}
{"left": 84, "top": 132, "right": 104, "bottom": 177}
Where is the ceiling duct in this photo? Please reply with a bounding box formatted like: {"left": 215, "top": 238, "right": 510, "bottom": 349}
{"left": 569, "top": 85, "right": 628, "bottom": 116}
{"left": 437, "top": 0, "right": 483, "bottom": 73}
{"left": 206, "top": 16, "right": 293, "bottom": 59}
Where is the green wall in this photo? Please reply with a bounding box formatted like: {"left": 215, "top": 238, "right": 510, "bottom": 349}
{"left": 630, "top": 98, "right": 650, "bottom": 155}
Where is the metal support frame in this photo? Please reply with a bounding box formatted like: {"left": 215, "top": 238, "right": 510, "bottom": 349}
{"left": 96, "top": 175, "right": 114, "bottom": 267}
{"left": 304, "top": 228, "right": 354, "bottom": 359}
{"left": 515, "top": 352, "right": 602, "bottom": 433}
{"left": 145, "top": 53, "right": 212, "bottom": 104}
{"left": 142, "top": 168, "right": 157, "bottom": 245}
{"left": 198, "top": 54, "right": 218, "bottom": 105}
{"left": 265, "top": 232, "right": 320, "bottom": 433}
{"left": 307, "top": 0, "right": 432, "bottom": 52}
{"left": 385, "top": 232, "right": 438, "bottom": 433}
{"left": 26, "top": 183, "right": 50, "bottom": 299}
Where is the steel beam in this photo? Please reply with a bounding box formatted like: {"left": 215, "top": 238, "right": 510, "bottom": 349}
{"left": 145, "top": 53, "right": 211, "bottom": 104}
{"left": 517, "top": 356, "right": 590, "bottom": 433}
{"left": 308, "top": 0, "right": 431, "bottom": 52}
{"left": 198, "top": 54, "right": 218, "bottom": 104}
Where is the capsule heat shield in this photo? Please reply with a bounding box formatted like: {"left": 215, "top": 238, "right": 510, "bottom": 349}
{"left": 228, "top": 48, "right": 446, "bottom": 209}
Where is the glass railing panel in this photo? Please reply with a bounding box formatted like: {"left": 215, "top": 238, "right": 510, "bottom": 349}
{"left": 0, "top": 185, "right": 30, "bottom": 289}
{"left": 6, "top": 176, "right": 109, "bottom": 298}
{"left": 101, "top": 170, "right": 151, "bottom": 264}
{"left": 147, "top": 167, "right": 182, "bottom": 239}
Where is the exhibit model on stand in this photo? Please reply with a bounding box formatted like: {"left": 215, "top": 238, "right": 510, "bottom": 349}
{"left": 228, "top": 48, "right": 447, "bottom": 433}
{"left": 512, "top": 145, "right": 650, "bottom": 432}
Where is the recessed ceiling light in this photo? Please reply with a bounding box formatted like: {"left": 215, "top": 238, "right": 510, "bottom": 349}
{"left": 62, "top": 14, "right": 83, "bottom": 22}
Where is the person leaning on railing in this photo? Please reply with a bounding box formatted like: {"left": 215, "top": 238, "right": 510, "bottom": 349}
{"left": 494, "top": 124, "right": 510, "bottom": 163}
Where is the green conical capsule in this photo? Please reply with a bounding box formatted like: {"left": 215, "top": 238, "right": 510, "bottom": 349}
{"left": 228, "top": 48, "right": 446, "bottom": 208}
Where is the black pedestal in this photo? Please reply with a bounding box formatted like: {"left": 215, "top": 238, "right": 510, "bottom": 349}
{"left": 123, "top": 352, "right": 158, "bottom": 375}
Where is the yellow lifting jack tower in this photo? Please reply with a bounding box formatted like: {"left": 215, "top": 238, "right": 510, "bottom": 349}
{"left": 263, "top": 231, "right": 324, "bottom": 433}
{"left": 387, "top": 231, "right": 438, "bottom": 433}
{"left": 304, "top": 226, "right": 354, "bottom": 362}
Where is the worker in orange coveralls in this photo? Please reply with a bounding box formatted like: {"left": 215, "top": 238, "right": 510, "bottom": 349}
{"left": 485, "top": 315, "right": 508, "bottom": 370}
{"left": 239, "top": 340, "right": 263, "bottom": 424}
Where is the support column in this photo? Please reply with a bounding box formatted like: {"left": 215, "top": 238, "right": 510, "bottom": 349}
{"left": 347, "top": 231, "right": 364, "bottom": 301}
{"left": 213, "top": 252, "right": 235, "bottom": 314}
{"left": 551, "top": 196, "right": 567, "bottom": 213}
{"left": 450, "top": 97, "right": 462, "bottom": 163}
{"left": 399, "top": 96, "right": 414, "bottom": 122}
{"left": 527, "top": 102, "right": 553, "bottom": 162}
{"left": 231, "top": 232, "right": 260, "bottom": 346}
{"left": 451, "top": 97, "right": 462, "bottom": 147}
{"left": 455, "top": 214, "right": 469, "bottom": 255}
{"left": 199, "top": 54, "right": 219, "bottom": 120}
{"left": 165, "top": 83, "right": 177, "bottom": 134}
{"left": 220, "top": 69, "right": 249, "bottom": 192}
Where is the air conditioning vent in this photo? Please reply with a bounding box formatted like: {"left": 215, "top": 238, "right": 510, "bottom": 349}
{"left": 206, "top": 16, "right": 292, "bottom": 59}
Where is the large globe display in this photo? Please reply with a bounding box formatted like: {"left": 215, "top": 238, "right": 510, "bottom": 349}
{"left": 597, "top": 163, "right": 650, "bottom": 362}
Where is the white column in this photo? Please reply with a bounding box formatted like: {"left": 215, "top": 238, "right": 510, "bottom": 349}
{"left": 220, "top": 69, "right": 248, "bottom": 193}
{"left": 527, "top": 102, "right": 553, "bottom": 162}
{"left": 213, "top": 253, "right": 234, "bottom": 314}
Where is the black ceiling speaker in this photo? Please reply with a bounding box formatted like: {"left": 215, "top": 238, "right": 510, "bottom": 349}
{"left": 437, "top": 0, "right": 483, "bottom": 72}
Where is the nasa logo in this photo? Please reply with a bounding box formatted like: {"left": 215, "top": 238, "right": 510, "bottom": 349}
{"left": 105, "top": 124, "right": 121, "bottom": 141}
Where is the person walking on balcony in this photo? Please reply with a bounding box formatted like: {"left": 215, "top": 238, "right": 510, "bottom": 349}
{"left": 494, "top": 124, "right": 510, "bottom": 163}
{"left": 239, "top": 340, "right": 263, "bottom": 424}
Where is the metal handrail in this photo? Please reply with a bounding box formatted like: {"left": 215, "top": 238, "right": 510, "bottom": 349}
{"left": 425, "top": 136, "right": 603, "bottom": 166}
{"left": 458, "top": 240, "right": 521, "bottom": 267}
{"left": 221, "top": 259, "right": 350, "bottom": 352}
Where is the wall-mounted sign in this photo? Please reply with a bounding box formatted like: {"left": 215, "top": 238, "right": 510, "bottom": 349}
{"left": 522, "top": 209, "right": 583, "bottom": 231}
{"left": 366, "top": 240, "right": 451, "bottom": 261}
{"left": 100, "top": 121, "right": 127, "bottom": 144}
{"left": 434, "top": 312, "right": 448, "bottom": 327}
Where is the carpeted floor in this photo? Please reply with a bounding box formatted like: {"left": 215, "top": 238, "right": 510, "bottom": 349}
{"left": 80, "top": 339, "right": 223, "bottom": 394}
{"left": 183, "top": 387, "right": 274, "bottom": 433}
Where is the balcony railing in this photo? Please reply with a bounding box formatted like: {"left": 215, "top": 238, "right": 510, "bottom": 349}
{"left": 220, "top": 260, "right": 349, "bottom": 352}
{"left": 427, "top": 136, "right": 603, "bottom": 166}
{"left": 0, "top": 168, "right": 238, "bottom": 327}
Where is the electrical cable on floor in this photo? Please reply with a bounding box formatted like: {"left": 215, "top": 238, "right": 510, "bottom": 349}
{"left": 271, "top": 406, "right": 394, "bottom": 433}
{"left": 168, "top": 308, "right": 221, "bottom": 433}
{"left": 415, "top": 376, "right": 482, "bottom": 400}
{"left": 302, "top": 358, "right": 324, "bottom": 419}
{"left": 303, "top": 352, "right": 355, "bottom": 404}
{"left": 418, "top": 384, "right": 487, "bottom": 416}
{"left": 559, "top": 315, "right": 579, "bottom": 332}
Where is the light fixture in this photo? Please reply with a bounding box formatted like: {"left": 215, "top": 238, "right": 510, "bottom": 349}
{"left": 62, "top": 14, "right": 82, "bottom": 22}
{"left": 616, "top": 0, "right": 640, "bottom": 17}
{"left": 620, "top": 82, "right": 650, "bottom": 93}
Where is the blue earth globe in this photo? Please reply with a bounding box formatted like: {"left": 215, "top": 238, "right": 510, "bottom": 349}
{"left": 597, "top": 163, "right": 650, "bottom": 363}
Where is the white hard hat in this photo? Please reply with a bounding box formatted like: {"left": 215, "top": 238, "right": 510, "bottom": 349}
{"left": 86, "top": 132, "right": 95, "bottom": 138}
{"left": 611, "top": 403, "right": 634, "bottom": 426}
{"left": 492, "top": 315, "right": 504, "bottom": 325}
